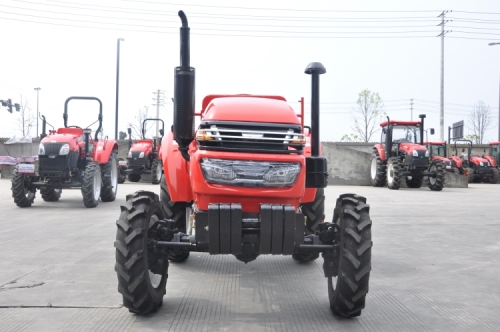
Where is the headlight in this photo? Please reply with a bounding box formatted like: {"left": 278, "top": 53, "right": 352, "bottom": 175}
{"left": 425, "top": 150, "right": 429, "bottom": 157}
{"left": 59, "top": 143, "right": 70, "bottom": 155}
{"left": 38, "top": 143, "right": 45, "bottom": 155}
{"left": 127, "top": 151, "right": 132, "bottom": 158}
{"left": 200, "top": 158, "right": 301, "bottom": 187}
{"left": 412, "top": 150, "right": 419, "bottom": 157}
{"left": 139, "top": 151, "right": 145, "bottom": 158}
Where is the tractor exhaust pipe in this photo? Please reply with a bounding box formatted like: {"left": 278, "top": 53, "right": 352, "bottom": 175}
{"left": 173, "top": 10, "right": 195, "bottom": 162}
{"left": 41, "top": 115, "right": 47, "bottom": 140}
{"left": 305, "top": 62, "right": 326, "bottom": 157}
{"left": 304, "top": 62, "right": 327, "bottom": 188}
{"left": 419, "top": 114, "right": 426, "bottom": 145}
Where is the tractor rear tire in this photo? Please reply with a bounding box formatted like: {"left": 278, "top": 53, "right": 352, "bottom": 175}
{"left": 466, "top": 167, "right": 475, "bottom": 183}
{"left": 293, "top": 188, "right": 325, "bottom": 262}
{"left": 115, "top": 191, "right": 167, "bottom": 314}
{"left": 386, "top": 157, "right": 401, "bottom": 190}
{"left": 370, "top": 150, "right": 386, "bottom": 187}
{"left": 101, "top": 152, "right": 119, "bottom": 202}
{"left": 81, "top": 162, "right": 102, "bottom": 208}
{"left": 328, "top": 194, "right": 372, "bottom": 318}
{"left": 40, "top": 188, "right": 61, "bottom": 202}
{"left": 406, "top": 173, "right": 423, "bottom": 188}
{"left": 11, "top": 168, "right": 36, "bottom": 208}
{"left": 117, "top": 158, "right": 126, "bottom": 184}
{"left": 160, "top": 175, "right": 190, "bottom": 262}
{"left": 487, "top": 168, "right": 499, "bottom": 184}
{"left": 428, "top": 160, "right": 445, "bottom": 191}
{"left": 128, "top": 174, "right": 141, "bottom": 182}
{"left": 151, "top": 159, "right": 162, "bottom": 185}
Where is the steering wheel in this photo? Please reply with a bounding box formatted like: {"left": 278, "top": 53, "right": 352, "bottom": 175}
{"left": 67, "top": 125, "right": 82, "bottom": 129}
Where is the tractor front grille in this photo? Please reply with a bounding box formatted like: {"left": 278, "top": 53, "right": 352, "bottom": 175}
{"left": 43, "top": 143, "right": 64, "bottom": 155}
{"left": 127, "top": 157, "right": 147, "bottom": 168}
{"left": 39, "top": 152, "right": 79, "bottom": 177}
{"left": 196, "top": 121, "right": 304, "bottom": 154}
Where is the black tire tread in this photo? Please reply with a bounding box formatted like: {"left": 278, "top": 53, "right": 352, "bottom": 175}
{"left": 115, "top": 191, "right": 166, "bottom": 314}
{"left": 128, "top": 174, "right": 141, "bottom": 182}
{"left": 40, "top": 187, "right": 61, "bottom": 202}
{"left": 81, "top": 162, "right": 101, "bottom": 208}
{"left": 151, "top": 159, "right": 162, "bottom": 184}
{"left": 428, "top": 160, "right": 445, "bottom": 191}
{"left": 386, "top": 157, "right": 401, "bottom": 190}
{"left": 11, "top": 168, "right": 35, "bottom": 207}
{"left": 101, "top": 152, "right": 118, "bottom": 202}
{"left": 370, "top": 150, "right": 386, "bottom": 187}
{"left": 329, "top": 194, "right": 372, "bottom": 318}
{"left": 406, "top": 172, "right": 423, "bottom": 188}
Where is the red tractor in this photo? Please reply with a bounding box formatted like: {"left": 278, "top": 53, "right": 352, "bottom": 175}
{"left": 114, "top": 11, "right": 372, "bottom": 318}
{"left": 484, "top": 141, "right": 500, "bottom": 171}
{"left": 11, "top": 97, "right": 119, "bottom": 208}
{"left": 370, "top": 114, "right": 445, "bottom": 190}
{"left": 124, "top": 118, "right": 164, "bottom": 184}
{"left": 449, "top": 140, "right": 499, "bottom": 184}
{"left": 425, "top": 141, "right": 459, "bottom": 174}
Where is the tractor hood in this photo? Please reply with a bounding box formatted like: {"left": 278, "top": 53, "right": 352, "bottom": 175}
{"left": 40, "top": 128, "right": 84, "bottom": 152}
{"left": 203, "top": 97, "right": 300, "bottom": 124}
{"left": 130, "top": 140, "right": 153, "bottom": 152}
{"left": 432, "top": 155, "right": 450, "bottom": 163}
{"left": 399, "top": 142, "right": 427, "bottom": 154}
{"left": 470, "top": 155, "right": 490, "bottom": 166}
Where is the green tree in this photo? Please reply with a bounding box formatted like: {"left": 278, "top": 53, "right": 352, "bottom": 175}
{"left": 349, "top": 89, "right": 385, "bottom": 142}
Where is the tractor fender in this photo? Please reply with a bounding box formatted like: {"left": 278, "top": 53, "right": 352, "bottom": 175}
{"left": 484, "top": 155, "right": 497, "bottom": 167}
{"left": 94, "top": 139, "right": 118, "bottom": 164}
{"left": 373, "top": 144, "right": 386, "bottom": 161}
{"left": 161, "top": 132, "right": 194, "bottom": 202}
{"left": 448, "top": 156, "right": 462, "bottom": 168}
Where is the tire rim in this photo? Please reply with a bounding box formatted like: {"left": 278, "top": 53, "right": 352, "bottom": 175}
{"left": 148, "top": 214, "right": 162, "bottom": 289}
{"left": 387, "top": 162, "right": 394, "bottom": 184}
{"left": 370, "top": 158, "right": 377, "bottom": 179}
{"left": 156, "top": 161, "right": 162, "bottom": 182}
{"left": 111, "top": 159, "right": 118, "bottom": 194}
{"left": 429, "top": 165, "right": 437, "bottom": 185}
{"left": 93, "top": 168, "right": 102, "bottom": 201}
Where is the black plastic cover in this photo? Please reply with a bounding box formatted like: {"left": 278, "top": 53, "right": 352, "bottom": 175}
{"left": 305, "top": 156, "right": 328, "bottom": 188}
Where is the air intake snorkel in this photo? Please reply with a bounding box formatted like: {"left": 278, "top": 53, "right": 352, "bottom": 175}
{"left": 173, "top": 10, "right": 195, "bottom": 162}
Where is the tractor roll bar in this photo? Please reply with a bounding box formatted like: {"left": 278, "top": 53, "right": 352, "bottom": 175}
{"left": 453, "top": 139, "right": 473, "bottom": 164}
{"left": 142, "top": 118, "right": 165, "bottom": 139}
{"left": 64, "top": 96, "right": 103, "bottom": 141}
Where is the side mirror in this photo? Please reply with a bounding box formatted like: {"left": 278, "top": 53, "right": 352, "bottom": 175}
{"left": 430, "top": 128, "right": 435, "bottom": 135}
{"left": 127, "top": 128, "right": 131, "bottom": 135}
{"left": 483, "top": 148, "right": 486, "bottom": 153}
{"left": 159, "top": 129, "right": 164, "bottom": 136}
{"left": 462, "top": 148, "right": 465, "bottom": 152}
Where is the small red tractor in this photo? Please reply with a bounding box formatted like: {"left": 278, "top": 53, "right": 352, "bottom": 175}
{"left": 484, "top": 141, "right": 500, "bottom": 171}
{"left": 123, "top": 118, "right": 164, "bottom": 184}
{"left": 425, "top": 141, "right": 459, "bottom": 174}
{"left": 449, "top": 140, "right": 499, "bottom": 183}
{"left": 11, "top": 97, "right": 119, "bottom": 208}
{"left": 114, "top": 11, "right": 372, "bottom": 318}
{"left": 370, "top": 114, "right": 445, "bottom": 190}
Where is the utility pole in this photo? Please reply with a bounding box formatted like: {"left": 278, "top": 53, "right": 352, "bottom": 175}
{"left": 488, "top": 42, "right": 500, "bottom": 141}
{"left": 115, "top": 38, "right": 125, "bottom": 140}
{"left": 152, "top": 90, "right": 166, "bottom": 136}
{"left": 410, "top": 98, "right": 413, "bottom": 120}
{"left": 437, "top": 10, "right": 452, "bottom": 141}
{"left": 34, "top": 87, "right": 41, "bottom": 137}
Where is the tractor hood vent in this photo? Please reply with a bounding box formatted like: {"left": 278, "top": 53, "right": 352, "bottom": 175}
{"left": 196, "top": 121, "right": 304, "bottom": 154}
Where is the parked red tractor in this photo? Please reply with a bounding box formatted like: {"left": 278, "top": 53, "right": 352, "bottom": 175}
{"left": 123, "top": 118, "right": 164, "bottom": 184}
{"left": 425, "top": 141, "right": 459, "bottom": 174}
{"left": 449, "top": 140, "right": 499, "bottom": 183}
{"left": 370, "top": 115, "right": 445, "bottom": 190}
{"left": 114, "top": 11, "right": 372, "bottom": 318}
{"left": 484, "top": 141, "right": 500, "bottom": 171}
{"left": 11, "top": 97, "right": 119, "bottom": 208}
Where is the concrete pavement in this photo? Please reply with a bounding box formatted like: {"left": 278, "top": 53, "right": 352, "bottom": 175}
{"left": 0, "top": 179, "right": 499, "bottom": 331}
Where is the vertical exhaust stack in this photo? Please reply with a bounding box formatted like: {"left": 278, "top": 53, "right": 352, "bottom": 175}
{"left": 304, "top": 62, "right": 328, "bottom": 188}
{"left": 174, "top": 10, "right": 195, "bottom": 161}
{"left": 40, "top": 115, "right": 47, "bottom": 140}
{"left": 419, "top": 114, "right": 426, "bottom": 145}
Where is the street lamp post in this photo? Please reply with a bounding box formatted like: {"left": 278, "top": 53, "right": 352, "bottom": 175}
{"left": 488, "top": 42, "right": 500, "bottom": 141}
{"left": 115, "top": 38, "right": 125, "bottom": 140}
{"left": 34, "top": 87, "right": 41, "bottom": 138}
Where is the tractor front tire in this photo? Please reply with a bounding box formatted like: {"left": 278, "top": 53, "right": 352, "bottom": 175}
{"left": 160, "top": 175, "right": 190, "bottom": 262}
{"left": 328, "top": 194, "right": 372, "bottom": 318}
{"left": 428, "top": 160, "right": 445, "bottom": 191}
{"left": 386, "top": 157, "right": 401, "bottom": 190}
{"left": 117, "top": 158, "right": 126, "bottom": 184}
{"left": 40, "top": 188, "right": 61, "bottom": 202}
{"left": 115, "top": 191, "right": 167, "bottom": 314}
{"left": 11, "top": 168, "right": 36, "bottom": 207}
{"left": 151, "top": 159, "right": 162, "bottom": 185}
{"left": 406, "top": 173, "right": 423, "bottom": 188}
{"left": 81, "top": 162, "right": 102, "bottom": 208}
{"left": 370, "top": 150, "right": 386, "bottom": 187}
{"left": 466, "top": 167, "right": 475, "bottom": 183}
{"left": 101, "top": 152, "right": 119, "bottom": 202}
{"left": 293, "top": 188, "right": 325, "bottom": 262}
{"left": 128, "top": 174, "right": 141, "bottom": 182}
{"left": 487, "top": 168, "right": 499, "bottom": 184}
